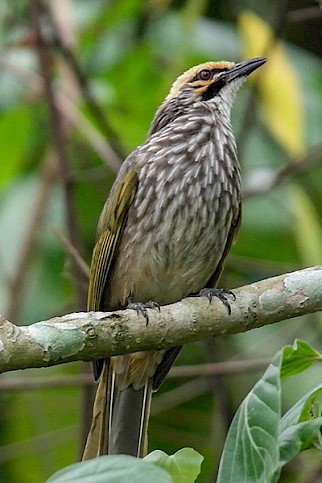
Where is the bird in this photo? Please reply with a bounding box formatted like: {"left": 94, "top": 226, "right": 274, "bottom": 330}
{"left": 82, "top": 56, "right": 267, "bottom": 460}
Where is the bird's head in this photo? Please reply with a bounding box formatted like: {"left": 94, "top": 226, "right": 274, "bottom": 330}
{"left": 150, "top": 57, "right": 266, "bottom": 134}
{"left": 167, "top": 57, "right": 266, "bottom": 106}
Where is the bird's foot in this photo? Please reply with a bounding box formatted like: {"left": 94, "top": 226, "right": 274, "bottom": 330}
{"left": 195, "top": 288, "right": 236, "bottom": 315}
{"left": 127, "top": 299, "right": 160, "bottom": 325}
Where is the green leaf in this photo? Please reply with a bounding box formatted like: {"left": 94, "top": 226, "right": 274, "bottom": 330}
{"left": 279, "top": 385, "right": 322, "bottom": 456}
{"left": 217, "top": 351, "right": 282, "bottom": 483}
{"left": 280, "top": 385, "right": 322, "bottom": 432}
{"left": 46, "top": 455, "right": 171, "bottom": 483}
{"left": 270, "top": 417, "right": 322, "bottom": 483}
{"left": 281, "top": 340, "right": 322, "bottom": 379}
{"left": 218, "top": 343, "right": 322, "bottom": 482}
{"left": 144, "top": 448, "right": 204, "bottom": 483}
{"left": 279, "top": 418, "right": 322, "bottom": 466}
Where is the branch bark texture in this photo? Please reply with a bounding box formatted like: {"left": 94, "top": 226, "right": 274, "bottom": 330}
{"left": 1, "top": 266, "right": 322, "bottom": 373}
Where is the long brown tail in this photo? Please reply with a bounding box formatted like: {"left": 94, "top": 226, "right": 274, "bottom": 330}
{"left": 82, "top": 361, "right": 152, "bottom": 460}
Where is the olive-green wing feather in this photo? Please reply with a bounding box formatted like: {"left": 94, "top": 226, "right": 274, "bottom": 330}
{"left": 87, "top": 168, "right": 138, "bottom": 312}
{"left": 83, "top": 168, "right": 138, "bottom": 461}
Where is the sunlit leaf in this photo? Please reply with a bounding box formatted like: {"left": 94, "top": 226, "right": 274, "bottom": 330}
{"left": 144, "top": 448, "right": 204, "bottom": 483}
{"left": 281, "top": 340, "right": 322, "bottom": 379}
{"left": 239, "top": 10, "right": 304, "bottom": 156}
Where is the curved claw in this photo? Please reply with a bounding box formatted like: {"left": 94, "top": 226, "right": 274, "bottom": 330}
{"left": 127, "top": 299, "right": 160, "bottom": 325}
{"left": 198, "top": 288, "right": 235, "bottom": 314}
{"left": 146, "top": 300, "right": 161, "bottom": 312}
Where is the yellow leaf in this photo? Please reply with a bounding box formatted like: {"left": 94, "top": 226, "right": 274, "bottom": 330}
{"left": 239, "top": 11, "right": 304, "bottom": 156}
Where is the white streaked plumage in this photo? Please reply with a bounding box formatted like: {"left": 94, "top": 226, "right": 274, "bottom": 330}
{"left": 106, "top": 96, "right": 241, "bottom": 306}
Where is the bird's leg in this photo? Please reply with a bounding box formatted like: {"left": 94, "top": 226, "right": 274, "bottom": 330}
{"left": 127, "top": 298, "right": 161, "bottom": 325}
{"left": 192, "top": 288, "right": 236, "bottom": 315}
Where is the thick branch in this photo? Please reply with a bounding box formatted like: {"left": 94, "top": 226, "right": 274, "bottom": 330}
{"left": 1, "top": 266, "right": 322, "bottom": 373}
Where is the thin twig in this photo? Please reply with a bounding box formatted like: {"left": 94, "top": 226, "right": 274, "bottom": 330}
{"left": 169, "top": 358, "right": 270, "bottom": 377}
{"left": 30, "top": 0, "right": 86, "bottom": 310}
{"left": 151, "top": 379, "right": 211, "bottom": 415}
{"left": 47, "top": 2, "right": 96, "bottom": 458}
{"left": 50, "top": 224, "right": 89, "bottom": 280}
{"left": 0, "top": 358, "right": 270, "bottom": 390}
{"left": 243, "top": 142, "right": 322, "bottom": 200}
{"left": 0, "top": 374, "right": 93, "bottom": 390}
{"left": 57, "top": 94, "right": 121, "bottom": 171}
{"left": 45, "top": 4, "right": 126, "bottom": 160}
{"left": 287, "top": 7, "right": 322, "bottom": 23}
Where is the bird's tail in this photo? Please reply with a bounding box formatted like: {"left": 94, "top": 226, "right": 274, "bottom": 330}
{"left": 82, "top": 361, "right": 152, "bottom": 460}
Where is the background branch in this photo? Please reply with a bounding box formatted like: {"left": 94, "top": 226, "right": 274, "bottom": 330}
{"left": 0, "top": 358, "right": 270, "bottom": 390}
{"left": 49, "top": 26, "right": 126, "bottom": 160}
{"left": 30, "top": 0, "right": 86, "bottom": 310}
{"left": 1, "top": 265, "right": 322, "bottom": 373}
{"left": 244, "top": 142, "right": 322, "bottom": 200}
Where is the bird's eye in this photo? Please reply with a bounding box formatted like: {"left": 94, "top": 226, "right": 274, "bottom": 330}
{"left": 198, "top": 69, "right": 212, "bottom": 81}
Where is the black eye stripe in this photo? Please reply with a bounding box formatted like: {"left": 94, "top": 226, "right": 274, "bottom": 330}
{"left": 191, "top": 67, "right": 228, "bottom": 83}
{"left": 202, "top": 78, "right": 225, "bottom": 100}
{"left": 211, "top": 68, "right": 227, "bottom": 74}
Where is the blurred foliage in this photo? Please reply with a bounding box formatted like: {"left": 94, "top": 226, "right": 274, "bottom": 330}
{"left": 0, "top": 1, "right": 321, "bottom": 482}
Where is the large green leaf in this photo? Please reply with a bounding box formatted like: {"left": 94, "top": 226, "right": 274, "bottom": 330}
{"left": 217, "top": 352, "right": 282, "bottom": 482}
{"left": 46, "top": 455, "right": 171, "bottom": 483}
{"left": 217, "top": 342, "right": 322, "bottom": 482}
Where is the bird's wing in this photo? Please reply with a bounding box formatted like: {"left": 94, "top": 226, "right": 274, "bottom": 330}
{"left": 83, "top": 167, "right": 138, "bottom": 460}
{"left": 87, "top": 167, "right": 138, "bottom": 312}
{"left": 206, "top": 204, "right": 242, "bottom": 288}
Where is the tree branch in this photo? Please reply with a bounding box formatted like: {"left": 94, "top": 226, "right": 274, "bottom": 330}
{"left": 1, "top": 266, "right": 322, "bottom": 373}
